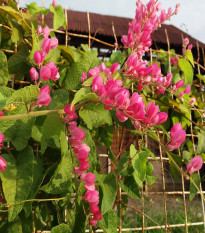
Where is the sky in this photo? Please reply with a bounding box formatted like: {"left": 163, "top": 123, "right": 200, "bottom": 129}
{"left": 20, "top": 0, "right": 205, "bottom": 43}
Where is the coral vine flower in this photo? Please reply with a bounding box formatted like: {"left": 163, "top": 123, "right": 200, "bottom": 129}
{"left": 0, "top": 111, "right": 3, "bottom": 117}
{"left": 186, "top": 156, "right": 203, "bottom": 174}
{"left": 167, "top": 123, "right": 186, "bottom": 151}
{"left": 30, "top": 67, "right": 39, "bottom": 81}
{"left": 0, "top": 157, "right": 7, "bottom": 171}
{"left": 37, "top": 85, "right": 51, "bottom": 107}
{"left": 0, "top": 133, "right": 4, "bottom": 152}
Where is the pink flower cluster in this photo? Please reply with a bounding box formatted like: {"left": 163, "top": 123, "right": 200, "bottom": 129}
{"left": 166, "top": 123, "right": 186, "bottom": 151}
{"left": 186, "top": 156, "right": 203, "bottom": 174}
{"left": 29, "top": 26, "right": 60, "bottom": 108}
{"left": 124, "top": 52, "right": 173, "bottom": 94}
{"left": 64, "top": 105, "right": 102, "bottom": 226}
{"left": 31, "top": 26, "right": 59, "bottom": 82}
{"left": 83, "top": 63, "right": 168, "bottom": 130}
{"left": 121, "top": 0, "right": 179, "bottom": 56}
{"left": 0, "top": 133, "right": 7, "bottom": 172}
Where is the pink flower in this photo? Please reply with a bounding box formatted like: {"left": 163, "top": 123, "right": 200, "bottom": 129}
{"left": 37, "top": 85, "right": 51, "bottom": 107}
{"left": 84, "top": 190, "right": 99, "bottom": 206}
{"left": 186, "top": 156, "right": 203, "bottom": 174}
{"left": 52, "top": 0, "right": 57, "bottom": 7}
{"left": 89, "top": 218, "right": 96, "bottom": 226}
{"left": 33, "top": 51, "right": 43, "bottom": 66}
{"left": 81, "top": 72, "right": 87, "bottom": 82}
{"left": 40, "top": 66, "right": 51, "bottom": 81}
{"left": 110, "top": 62, "right": 119, "bottom": 74}
{"left": 46, "top": 62, "right": 59, "bottom": 81}
{"left": 64, "top": 104, "right": 78, "bottom": 121}
{"left": 188, "top": 44, "right": 193, "bottom": 51}
{"left": 0, "top": 133, "right": 4, "bottom": 153}
{"left": 167, "top": 123, "right": 186, "bottom": 151}
{"left": 37, "top": 25, "right": 42, "bottom": 34}
{"left": 116, "top": 110, "right": 128, "bottom": 122}
{"left": 81, "top": 172, "right": 96, "bottom": 191}
{"left": 30, "top": 67, "right": 39, "bottom": 81}
{"left": 79, "top": 160, "right": 90, "bottom": 171}
{"left": 0, "top": 111, "right": 3, "bottom": 117}
{"left": 41, "top": 38, "right": 51, "bottom": 54}
{"left": 183, "top": 38, "right": 189, "bottom": 46}
{"left": 50, "top": 37, "right": 58, "bottom": 49}
{"left": 157, "top": 112, "right": 168, "bottom": 125}
{"left": 184, "top": 85, "right": 191, "bottom": 94}
{"left": 42, "top": 27, "right": 50, "bottom": 38}
{"left": 0, "top": 157, "right": 7, "bottom": 171}
{"left": 176, "top": 80, "right": 184, "bottom": 89}
{"left": 92, "top": 75, "right": 103, "bottom": 92}
{"left": 189, "top": 98, "right": 196, "bottom": 107}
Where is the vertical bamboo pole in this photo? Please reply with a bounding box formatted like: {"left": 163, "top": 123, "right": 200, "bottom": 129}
{"left": 87, "top": 12, "right": 91, "bottom": 50}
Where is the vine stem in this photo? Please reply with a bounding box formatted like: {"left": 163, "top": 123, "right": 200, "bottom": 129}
{"left": 0, "top": 109, "right": 64, "bottom": 122}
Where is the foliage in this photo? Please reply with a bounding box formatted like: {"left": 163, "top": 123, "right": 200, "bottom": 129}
{"left": 0, "top": 0, "right": 204, "bottom": 232}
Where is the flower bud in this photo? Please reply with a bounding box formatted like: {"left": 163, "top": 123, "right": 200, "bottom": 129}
{"left": 30, "top": 67, "right": 39, "bottom": 81}
{"left": 37, "top": 25, "right": 42, "bottom": 34}
{"left": 52, "top": 0, "right": 57, "bottom": 7}
{"left": 33, "top": 51, "right": 43, "bottom": 66}
{"left": 42, "top": 27, "right": 50, "bottom": 38}
{"left": 40, "top": 66, "right": 51, "bottom": 81}
{"left": 50, "top": 37, "right": 58, "bottom": 49}
{"left": 41, "top": 38, "right": 51, "bottom": 54}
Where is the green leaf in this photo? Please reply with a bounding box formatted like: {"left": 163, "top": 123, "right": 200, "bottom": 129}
{"left": 8, "top": 18, "right": 23, "bottom": 43}
{"left": 80, "top": 126, "right": 98, "bottom": 170}
{"left": 0, "top": 92, "right": 8, "bottom": 111}
{"left": 51, "top": 223, "right": 71, "bottom": 233}
{"left": 196, "top": 74, "right": 205, "bottom": 84}
{"left": 72, "top": 185, "right": 86, "bottom": 233}
{"left": 8, "top": 216, "right": 22, "bottom": 233}
{"left": 26, "top": 2, "right": 49, "bottom": 15}
{"left": 185, "top": 49, "right": 194, "bottom": 67}
{"left": 168, "top": 154, "right": 182, "bottom": 181}
{"left": 46, "top": 89, "right": 69, "bottom": 110}
{"left": 8, "top": 47, "right": 31, "bottom": 74}
{"left": 21, "top": 212, "right": 34, "bottom": 233}
{"left": 146, "top": 162, "right": 158, "bottom": 186}
{"left": 178, "top": 58, "right": 193, "bottom": 85}
{"left": 116, "top": 151, "right": 133, "bottom": 176}
{"left": 23, "top": 157, "right": 44, "bottom": 217}
{"left": 41, "top": 132, "right": 72, "bottom": 194}
{"left": 99, "top": 209, "right": 117, "bottom": 233}
{"left": 109, "top": 51, "right": 122, "bottom": 64}
{"left": 196, "top": 129, "right": 205, "bottom": 154}
{"left": 179, "top": 104, "right": 190, "bottom": 114}
{"left": 4, "top": 118, "right": 35, "bottom": 151}
{"left": 79, "top": 103, "right": 112, "bottom": 130}
{"left": 119, "top": 176, "right": 140, "bottom": 199}
{"left": 8, "top": 0, "right": 18, "bottom": 10}
{"left": 41, "top": 113, "right": 65, "bottom": 153}
{"left": 0, "top": 50, "right": 10, "bottom": 86}
{"left": 6, "top": 85, "right": 40, "bottom": 106}
{"left": 0, "top": 6, "right": 31, "bottom": 31}
{"left": 58, "top": 45, "right": 75, "bottom": 63}
{"left": 65, "top": 49, "right": 101, "bottom": 90}
{"left": 71, "top": 87, "right": 98, "bottom": 106}
{"left": 182, "top": 150, "right": 192, "bottom": 163}
{"left": 190, "top": 173, "right": 200, "bottom": 201}
{"left": 49, "top": 5, "right": 66, "bottom": 30}
{"left": 0, "top": 147, "right": 35, "bottom": 222}
{"left": 132, "top": 150, "right": 150, "bottom": 186}
{"left": 99, "top": 172, "right": 117, "bottom": 215}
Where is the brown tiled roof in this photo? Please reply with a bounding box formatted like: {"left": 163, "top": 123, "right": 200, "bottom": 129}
{"left": 43, "top": 10, "right": 205, "bottom": 49}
